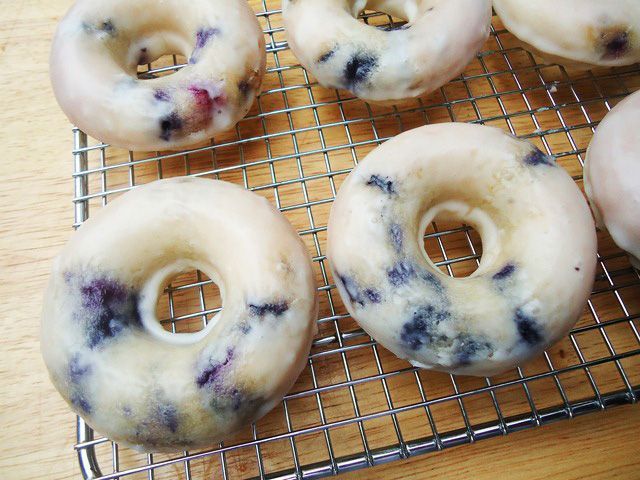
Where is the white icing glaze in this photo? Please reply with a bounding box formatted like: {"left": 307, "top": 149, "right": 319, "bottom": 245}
{"left": 327, "top": 124, "right": 596, "bottom": 377}
{"left": 50, "top": 0, "right": 266, "bottom": 151}
{"left": 494, "top": 0, "right": 640, "bottom": 68}
{"left": 41, "top": 178, "right": 317, "bottom": 452}
{"left": 282, "top": 0, "right": 491, "bottom": 103}
{"left": 584, "top": 90, "right": 640, "bottom": 269}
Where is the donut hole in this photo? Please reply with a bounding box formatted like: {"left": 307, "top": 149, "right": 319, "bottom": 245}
{"left": 422, "top": 214, "right": 484, "bottom": 278}
{"left": 355, "top": 0, "right": 421, "bottom": 28}
{"left": 137, "top": 53, "right": 188, "bottom": 80}
{"left": 155, "top": 269, "right": 222, "bottom": 334}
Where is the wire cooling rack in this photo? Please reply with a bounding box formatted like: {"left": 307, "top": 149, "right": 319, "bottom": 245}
{"left": 69, "top": 3, "right": 640, "bottom": 479}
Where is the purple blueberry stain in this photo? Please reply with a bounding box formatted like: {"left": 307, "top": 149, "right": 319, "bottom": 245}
{"left": 68, "top": 353, "right": 91, "bottom": 384}
{"left": 71, "top": 394, "right": 92, "bottom": 414}
{"left": 336, "top": 273, "right": 381, "bottom": 306}
{"left": 366, "top": 174, "right": 396, "bottom": 194}
{"left": 159, "top": 112, "right": 183, "bottom": 141}
{"left": 363, "top": 288, "right": 382, "bottom": 303}
{"left": 387, "top": 260, "right": 416, "bottom": 287}
{"left": 68, "top": 353, "right": 92, "bottom": 414}
{"left": 317, "top": 48, "right": 337, "bottom": 63}
{"left": 189, "top": 27, "right": 220, "bottom": 63}
{"left": 493, "top": 263, "right": 516, "bottom": 281}
{"left": 400, "top": 304, "right": 451, "bottom": 351}
{"left": 249, "top": 301, "right": 289, "bottom": 317}
{"left": 196, "top": 347, "right": 234, "bottom": 389}
{"left": 389, "top": 223, "right": 404, "bottom": 253}
{"left": 77, "top": 276, "right": 141, "bottom": 349}
{"left": 523, "top": 148, "right": 556, "bottom": 167}
{"left": 344, "top": 52, "right": 378, "bottom": 89}
{"left": 515, "top": 308, "right": 543, "bottom": 346}
{"left": 154, "top": 89, "right": 170, "bottom": 102}
{"left": 196, "top": 27, "right": 220, "bottom": 49}
{"left": 420, "top": 270, "right": 444, "bottom": 293}
{"left": 454, "top": 334, "right": 492, "bottom": 367}
{"left": 156, "top": 402, "right": 179, "bottom": 433}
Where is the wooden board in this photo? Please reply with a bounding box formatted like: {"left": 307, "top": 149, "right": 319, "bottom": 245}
{"left": 1, "top": 1, "right": 639, "bottom": 479}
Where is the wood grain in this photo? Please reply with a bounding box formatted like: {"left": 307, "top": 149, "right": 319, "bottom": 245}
{"left": 0, "top": 1, "right": 639, "bottom": 479}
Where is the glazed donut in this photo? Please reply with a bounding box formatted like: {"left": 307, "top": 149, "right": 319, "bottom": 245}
{"left": 494, "top": 0, "right": 640, "bottom": 68}
{"left": 327, "top": 124, "right": 596, "bottom": 377}
{"left": 41, "top": 177, "right": 317, "bottom": 452}
{"left": 50, "top": 0, "right": 266, "bottom": 151}
{"left": 282, "top": 0, "right": 492, "bottom": 103}
{"left": 585, "top": 90, "right": 640, "bottom": 269}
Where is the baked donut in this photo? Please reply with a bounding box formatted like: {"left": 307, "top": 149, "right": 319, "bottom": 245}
{"left": 41, "top": 177, "right": 317, "bottom": 452}
{"left": 282, "top": 0, "right": 492, "bottom": 103}
{"left": 327, "top": 124, "right": 596, "bottom": 377}
{"left": 585, "top": 90, "right": 640, "bottom": 269}
{"left": 50, "top": 0, "right": 266, "bottom": 151}
{"left": 494, "top": 0, "right": 640, "bottom": 68}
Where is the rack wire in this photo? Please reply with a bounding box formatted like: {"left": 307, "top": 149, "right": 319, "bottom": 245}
{"left": 70, "top": 3, "right": 640, "bottom": 479}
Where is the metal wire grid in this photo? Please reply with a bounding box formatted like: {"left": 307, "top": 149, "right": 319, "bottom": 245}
{"left": 68, "top": 4, "right": 640, "bottom": 480}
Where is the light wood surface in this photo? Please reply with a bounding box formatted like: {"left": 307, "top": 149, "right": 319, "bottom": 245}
{"left": 1, "top": 1, "right": 639, "bottom": 479}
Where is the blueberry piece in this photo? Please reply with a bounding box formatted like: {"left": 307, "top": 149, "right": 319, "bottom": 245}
{"left": 337, "top": 273, "right": 362, "bottom": 306}
{"left": 248, "top": 301, "right": 289, "bottom": 317}
{"left": 68, "top": 354, "right": 91, "bottom": 384}
{"left": 602, "top": 30, "right": 630, "bottom": 59}
{"left": 344, "top": 52, "right": 378, "bottom": 88}
{"left": 363, "top": 288, "right": 382, "bottom": 303}
{"left": 401, "top": 316, "right": 432, "bottom": 350}
{"left": 515, "top": 309, "right": 543, "bottom": 346}
{"left": 389, "top": 223, "right": 404, "bottom": 253}
{"left": 79, "top": 277, "right": 141, "bottom": 349}
{"left": 400, "top": 305, "right": 450, "bottom": 350}
{"left": 159, "top": 112, "right": 183, "bottom": 141}
{"left": 336, "top": 273, "right": 380, "bottom": 306}
{"left": 196, "top": 348, "right": 234, "bottom": 388}
{"left": 523, "top": 148, "right": 555, "bottom": 167}
{"left": 317, "top": 49, "right": 336, "bottom": 63}
{"left": 81, "top": 278, "right": 125, "bottom": 310}
{"left": 366, "top": 174, "right": 396, "bottom": 194}
{"left": 388, "top": 260, "right": 415, "bottom": 286}
{"left": 71, "top": 393, "right": 92, "bottom": 414}
{"left": 493, "top": 263, "right": 516, "bottom": 281}
{"left": 455, "top": 335, "right": 491, "bottom": 366}
{"left": 157, "top": 403, "right": 178, "bottom": 433}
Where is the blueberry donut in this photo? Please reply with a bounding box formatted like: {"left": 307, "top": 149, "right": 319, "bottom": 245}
{"left": 494, "top": 0, "right": 640, "bottom": 68}
{"left": 327, "top": 124, "right": 597, "bottom": 377}
{"left": 50, "top": 0, "right": 266, "bottom": 151}
{"left": 585, "top": 90, "right": 640, "bottom": 269}
{"left": 282, "top": 0, "right": 492, "bottom": 103}
{"left": 41, "top": 178, "right": 317, "bottom": 452}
